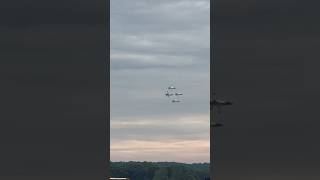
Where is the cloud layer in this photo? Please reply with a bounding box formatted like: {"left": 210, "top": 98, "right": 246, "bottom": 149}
{"left": 110, "top": 0, "right": 210, "bottom": 163}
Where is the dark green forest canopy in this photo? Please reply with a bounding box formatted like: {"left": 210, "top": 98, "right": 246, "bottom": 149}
{"left": 110, "top": 161, "right": 210, "bottom": 180}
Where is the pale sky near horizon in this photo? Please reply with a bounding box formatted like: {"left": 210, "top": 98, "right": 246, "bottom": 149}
{"left": 110, "top": 0, "right": 210, "bottom": 163}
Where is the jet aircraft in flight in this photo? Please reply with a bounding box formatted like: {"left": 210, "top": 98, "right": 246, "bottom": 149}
{"left": 211, "top": 93, "right": 233, "bottom": 112}
{"left": 165, "top": 91, "right": 174, "bottom": 97}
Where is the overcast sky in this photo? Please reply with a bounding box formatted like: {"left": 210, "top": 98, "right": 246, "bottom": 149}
{"left": 110, "top": 0, "right": 210, "bottom": 163}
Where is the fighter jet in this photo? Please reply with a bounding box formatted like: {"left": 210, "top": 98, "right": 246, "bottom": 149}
{"left": 175, "top": 92, "right": 183, "bottom": 96}
{"left": 211, "top": 93, "right": 233, "bottom": 113}
{"left": 211, "top": 122, "right": 223, "bottom": 127}
{"left": 172, "top": 99, "right": 180, "bottom": 103}
{"left": 168, "top": 86, "right": 176, "bottom": 90}
{"left": 165, "top": 91, "right": 174, "bottom": 97}
{"left": 211, "top": 99, "right": 233, "bottom": 106}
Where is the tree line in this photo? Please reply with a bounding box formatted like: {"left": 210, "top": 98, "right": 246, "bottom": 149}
{"left": 110, "top": 161, "right": 210, "bottom": 180}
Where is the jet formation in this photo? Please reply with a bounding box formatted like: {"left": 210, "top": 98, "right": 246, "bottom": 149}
{"left": 165, "top": 86, "right": 183, "bottom": 103}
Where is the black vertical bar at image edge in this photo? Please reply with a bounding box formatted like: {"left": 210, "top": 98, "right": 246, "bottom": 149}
{"left": 0, "top": 0, "right": 109, "bottom": 178}
{"left": 107, "top": 0, "right": 111, "bottom": 179}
